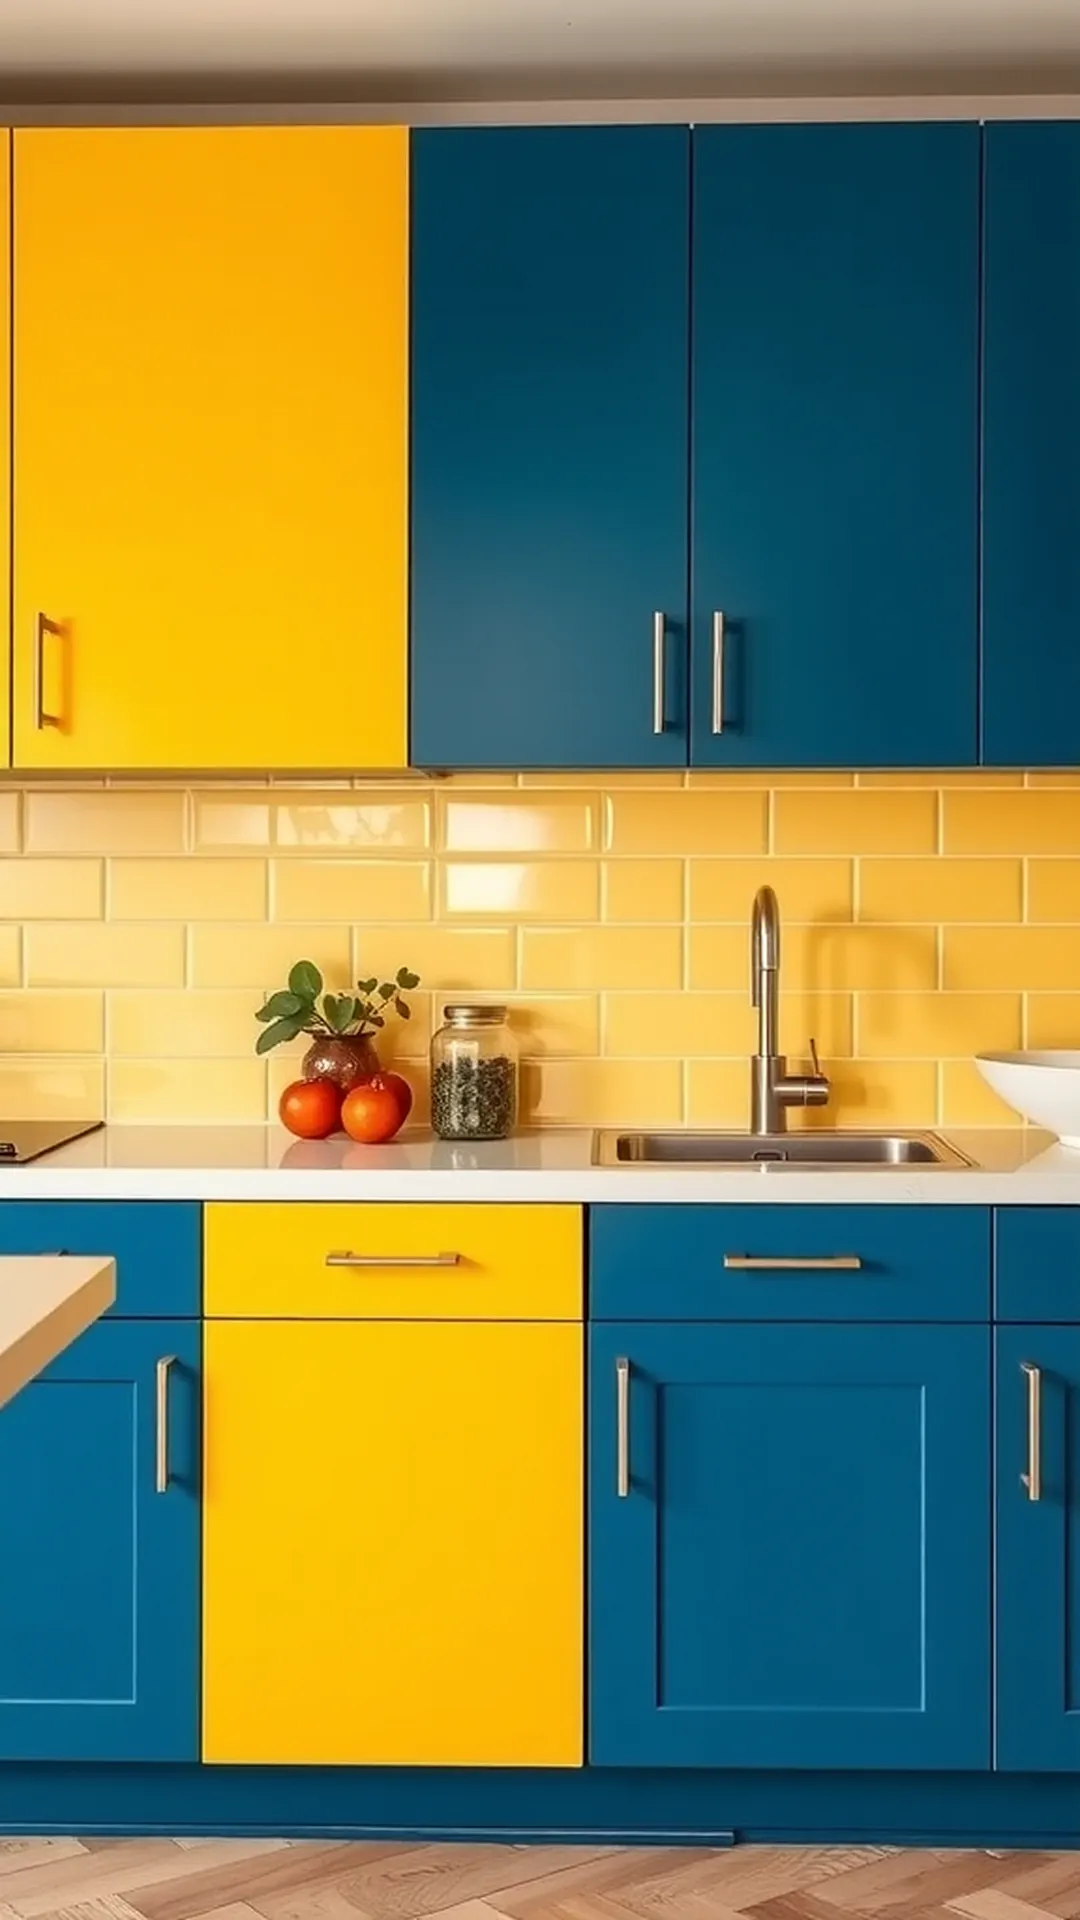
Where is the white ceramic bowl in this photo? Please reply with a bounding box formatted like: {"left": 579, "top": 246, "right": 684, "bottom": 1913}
{"left": 976, "top": 1051, "right": 1080, "bottom": 1146}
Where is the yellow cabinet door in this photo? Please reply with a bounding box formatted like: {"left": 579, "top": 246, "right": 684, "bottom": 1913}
{"left": 12, "top": 128, "right": 406, "bottom": 771}
{"left": 204, "top": 1319, "right": 583, "bottom": 1766}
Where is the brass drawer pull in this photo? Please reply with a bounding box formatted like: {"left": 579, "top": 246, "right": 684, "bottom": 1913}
{"left": 325, "top": 1250, "right": 461, "bottom": 1268}
{"left": 155, "top": 1354, "right": 176, "bottom": 1494}
{"left": 1021, "top": 1361, "right": 1042, "bottom": 1501}
{"left": 615, "top": 1356, "right": 630, "bottom": 1498}
{"left": 711, "top": 610, "right": 726, "bottom": 734}
{"left": 724, "top": 1254, "right": 863, "bottom": 1272}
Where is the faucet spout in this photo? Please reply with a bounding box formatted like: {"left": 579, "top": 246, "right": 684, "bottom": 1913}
{"left": 748, "top": 884, "right": 830, "bottom": 1134}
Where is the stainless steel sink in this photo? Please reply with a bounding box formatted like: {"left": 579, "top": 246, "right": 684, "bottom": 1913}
{"left": 595, "top": 1129, "right": 973, "bottom": 1169}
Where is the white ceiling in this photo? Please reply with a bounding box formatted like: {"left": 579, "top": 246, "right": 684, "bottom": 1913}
{"left": 2, "top": 0, "right": 1080, "bottom": 96}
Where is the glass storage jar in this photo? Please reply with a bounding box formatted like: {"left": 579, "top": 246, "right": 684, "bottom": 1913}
{"left": 430, "top": 1005, "right": 519, "bottom": 1141}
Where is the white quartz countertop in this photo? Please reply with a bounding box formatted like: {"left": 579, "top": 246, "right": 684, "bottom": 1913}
{"left": 3, "top": 1123, "right": 1080, "bottom": 1202}
{"left": 0, "top": 1255, "right": 116, "bottom": 1408}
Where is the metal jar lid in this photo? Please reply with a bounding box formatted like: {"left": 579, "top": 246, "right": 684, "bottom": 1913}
{"left": 442, "top": 1004, "right": 507, "bottom": 1027}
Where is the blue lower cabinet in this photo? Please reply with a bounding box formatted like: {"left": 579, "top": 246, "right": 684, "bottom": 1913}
{"left": 590, "top": 1321, "right": 991, "bottom": 1770}
{"left": 996, "top": 1327, "right": 1080, "bottom": 1771}
{"left": 0, "top": 1320, "right": 200, "bottom": 1761}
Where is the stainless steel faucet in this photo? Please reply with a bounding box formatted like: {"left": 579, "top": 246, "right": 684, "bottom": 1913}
{"left": 750, "top": 885, "right": 830, "bottom": 1133}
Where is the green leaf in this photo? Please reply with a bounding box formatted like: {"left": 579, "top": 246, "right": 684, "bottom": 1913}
{"left": 288, "top": 960, "right": 323, "bottom": 1000}
{"left": 400, "top": 970, "right": 420, "bottom": 990}
{"left": 255, "top": 1016, "right": 305, "bottom": 1054}
{"left": 368, "top": 1012, "right": 385, "bottom": 1028}
{"left": 337, "top": 995, "right": 358, "bottom": 1029}
{"left": 323, "top": 994, "right": 357, "bottom": 1034}
{"left": 257, "top": 989, "right": 302, "bottom": 1023}
{"left": 357, "top": 976, "right": 378, "bottom": 996}
{"left": 378, "top": 981, "right": 396, "bottom": 1002}
{"left": 395, "top": 998, "right": 411, "bottom": 1020}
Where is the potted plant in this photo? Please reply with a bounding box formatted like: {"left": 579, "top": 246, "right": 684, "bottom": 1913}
{"left": 254, "top": 960, "right": 421, "bottom": 1091}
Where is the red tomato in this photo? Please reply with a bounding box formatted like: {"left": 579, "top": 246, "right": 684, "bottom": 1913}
{"left": 376, "top": 1070, "right": 413, "bottom": 1125}
{"left": 341, "top": 1079, "right": 404, "bottom": 1145}
{"left": 278, "top": 1076, "right": 342, "bottom": 1140}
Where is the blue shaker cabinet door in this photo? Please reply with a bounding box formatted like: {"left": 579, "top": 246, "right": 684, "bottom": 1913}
{"left": 983, "top": 124, "right": 1080, "bottom": 766}
{"left": 590, "top": 1321, "right": 990, "bottom": 1770}
{"left": 691, "top": 123, "right": 980, "bottom": 768}
{"left": 0, "top": 1319, "right": 200, "bottom": 1761}
{"left": 410, "top": 127, "right": 690, "bottom": 769}
{"left": 996, "top": 1327, "right": 1080, "bottom": 1770}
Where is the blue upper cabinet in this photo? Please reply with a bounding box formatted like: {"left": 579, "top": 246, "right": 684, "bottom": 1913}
{"left": 410, "top": 127, "right": 690, "bottom": 769}
{"left": 996, "top": 1326, "right": 1080, "bottom": 1771}
{"left": 0, "top": 1319, "right": 200, "bottom": 1761}
{"left": 691, "top": 123, "right": 980, "bottom": 768}
{"left": 982, "top": 124, "right": 1080, "bottom": 766}
{"left": 591, "top": 1320, "right": 990, "bottom": 1770}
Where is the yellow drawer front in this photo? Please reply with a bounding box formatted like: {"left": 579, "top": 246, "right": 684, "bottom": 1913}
{"left": 203, "top": 1318, "right": 583, "bottom": 1766}
{"left": 205, "top": 1203, "right": 581, "bottom": 1320}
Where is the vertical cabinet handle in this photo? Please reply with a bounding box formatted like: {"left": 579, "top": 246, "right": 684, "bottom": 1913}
{"left": 711, "top": 611, "right": 725, "bottom": 735}
{"left": 615, "top": 1356, "right": 630, "bottom": 1498}
{"left": 652, "top": 613, "right": 666, "bottom": 735}
{"left": 155, "top": 1355, "right": 176, "bottom": 1494}
{"left": 1021, "top": 1361, "right": 1042, "bottom": 1501}
{"left": 34, "top": 614, "right": 64, "bottom": 730}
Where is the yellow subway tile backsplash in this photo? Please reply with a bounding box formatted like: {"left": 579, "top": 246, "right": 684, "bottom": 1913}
{"left": 690, "top": 858, "right": 852, "bottom": 924}
{"left": 605, "top": 790, "right": 767, "bottom": 855}
{"left": 25, "top": 923, "right": 186, "bottom": 989}
{"left": 773, "top": 789, "right": 938, "bottom": 855}
{"left": 859, "top": 858, "right": 1022, "bottom": 925}
{"left": 110, "top": 858, "right": 265, "bottom": 922}
{"left": 25, "top": 790, "right": 187, "bottom": 855}
{"left": 0, "top": 859, "right": 103, "bottom": 920}
{"left": 274, "top": 859, "right": 432, "bottom": 923}
{"left": 2, "top": 771, "right": 1080, "bottom": 1126}
{"left": 944, "top": 926, "right": 1080, "bottom": 993}
{"left": 1026, "top": 860, "right": 1080, "bottom": 923}
{"left": 440, "top": 860, "right": 598, "bottom": 921}
{"left": 944, "top": 789, "right": 1080, "bottom": 855}
{"left": 857, "top": 992, "right": 1021, "bottom": 1060}
{"left": 0, "top": 1058, "right": 104, "bottom": 1119}
{"left": 108, "top": 1058, "right": 267, "bottom": 1123}
{"left": 190, "top": 925, "right": 350, "bottom": 990}
{"left": 0, "top": 991, "right": 103, "bottom": 1054}
{"left": 440, "top": 793, "right": 597, "bottom": 853}
{"left": 1027, "top": 996, "right": 1080, "bottom": 1048}
{"left": 520, "top": 926, "right": 682, "bottom": 991}
{"left": 109, "top": 990, "right": 255, "bottom": 1058}
{"left": 602, "top": 860, "right": 684, "bottom": 923}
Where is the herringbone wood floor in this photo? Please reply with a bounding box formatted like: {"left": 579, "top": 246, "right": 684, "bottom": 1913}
{"left": 0, "top": 1838, "right": 1079, "bottom": 1920}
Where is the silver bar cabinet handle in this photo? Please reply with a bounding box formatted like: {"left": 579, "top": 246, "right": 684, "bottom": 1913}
{"left": 652, "top": 612, "right": 666, "bottom": 735}
{"left": 711, "top": 610, "right": 725, "bottom": 735}
{"left": 615, "top": 1356, "right": 630, "bottom": 1497}
{"left": 1021, "top": 1361, "right": 1042, "bottom": 1501}
{"left": 35, "top": 613, "right": 64, "bottom": 730}
{"left": 724, "top": 1254, "right": 862, "bottom": 1272}
{"left": 155, "top": 1355, "right": 176, "bottom": 1495}
{"left": 325, "top": 1250, "right": 460, "bottom": 1268}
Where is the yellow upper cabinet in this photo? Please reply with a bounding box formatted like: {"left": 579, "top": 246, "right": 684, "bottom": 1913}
{"left": 12, "top": 128, "right": 407, "bottom": 771}
{"left": 0, "top": 133, "right": 9, "bottom": 770}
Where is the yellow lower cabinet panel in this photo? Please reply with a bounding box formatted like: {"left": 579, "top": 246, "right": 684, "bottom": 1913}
{"left": 203, "top": 1319, "right": 583, "bottom": 1766}
{"left": 204, "top": 1202, "right": 582, "bottom": 1319}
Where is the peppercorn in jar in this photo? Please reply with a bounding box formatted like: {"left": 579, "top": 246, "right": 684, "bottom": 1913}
{"left": 430, "top": 1004, "right": 519, "bottom": 1141}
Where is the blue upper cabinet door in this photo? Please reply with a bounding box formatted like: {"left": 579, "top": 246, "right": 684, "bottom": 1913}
{"left": 983, "top": 124, "right": 1080, "bottom": 766}
{"left": 996, "top": 1327, "right": 1080, "bottom": 1770}
{"left": 0, "top": 1320, "right": 199, "bottom": 1761}
{"left": 591, "top": 1321, "right": 990, "bottom": 1770}
{"left": 410, "top": 128, "right": 690, "bottom": 769}
{"left": 691, "top": 124, "right": 980, "bottom": 768}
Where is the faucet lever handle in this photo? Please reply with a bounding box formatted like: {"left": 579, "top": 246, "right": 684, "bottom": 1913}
{"left": 808, "top": 1036, "right": 822, "bottom": 1079}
